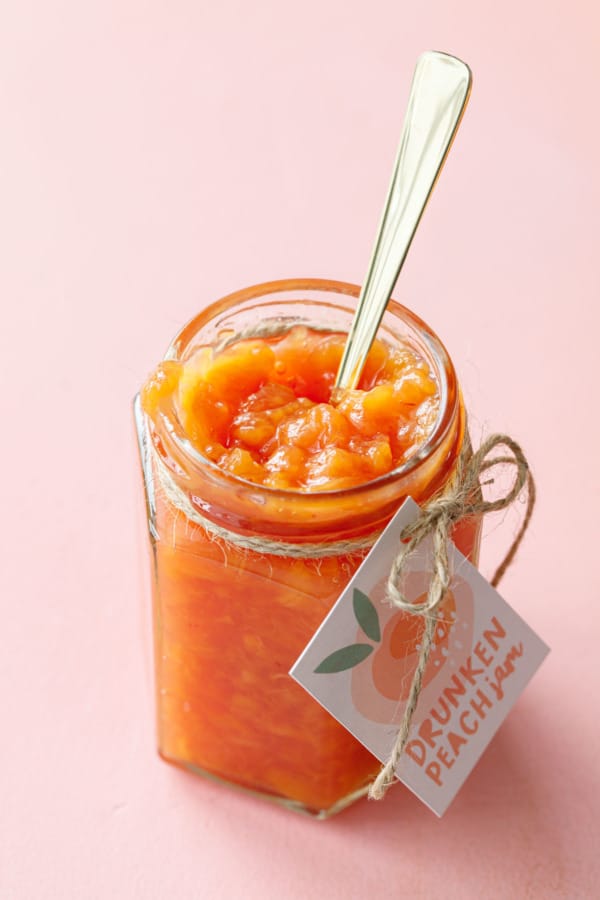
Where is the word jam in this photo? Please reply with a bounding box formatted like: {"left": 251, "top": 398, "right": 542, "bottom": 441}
{"left": 406, "top": 616, "right": 524, "bottom": 787}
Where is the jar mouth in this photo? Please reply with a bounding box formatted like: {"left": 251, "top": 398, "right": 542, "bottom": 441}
{"left": 156, "top": 278, "right": 459, "bottom": 501}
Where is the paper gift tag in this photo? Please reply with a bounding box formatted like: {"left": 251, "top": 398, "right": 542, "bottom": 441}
{"left": 290, "top": 498, "right": 549, "bottom": 816}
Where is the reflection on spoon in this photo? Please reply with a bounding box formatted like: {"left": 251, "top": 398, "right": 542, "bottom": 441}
{"left": 335, "top": 51, "right": 472, "bottom": 391}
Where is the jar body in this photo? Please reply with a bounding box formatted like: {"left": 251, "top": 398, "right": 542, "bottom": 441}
{"left": 136, "top": 279, "right": 482, "bottom": 817}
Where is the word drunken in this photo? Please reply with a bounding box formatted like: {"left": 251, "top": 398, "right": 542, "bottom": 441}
{"left": 405, "top": 616, "right": 524, "bottom": 787}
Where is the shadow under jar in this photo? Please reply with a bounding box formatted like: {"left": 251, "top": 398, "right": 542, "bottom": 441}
{"left": 135, "top": 278, "right": 482, "bottom": 818}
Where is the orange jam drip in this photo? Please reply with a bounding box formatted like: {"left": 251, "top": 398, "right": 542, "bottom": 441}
{"left": 142, "top": 326, "right": 440, "bottom": 491}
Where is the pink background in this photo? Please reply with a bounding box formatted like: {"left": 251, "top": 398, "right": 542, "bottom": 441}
{"left": 2, "top": 1, "right": 599, "bottom": 897}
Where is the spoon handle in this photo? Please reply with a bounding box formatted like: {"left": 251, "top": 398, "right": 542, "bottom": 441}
{"left": 335, "top": 51, "right": 472, "bottom": 391}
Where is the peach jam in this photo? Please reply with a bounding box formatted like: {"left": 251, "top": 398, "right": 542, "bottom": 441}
{"left": 135, "top": 278, "right": 482, "bottom": 817}
{"left": 142, "top": 326, "right": 440, "bottom": 492}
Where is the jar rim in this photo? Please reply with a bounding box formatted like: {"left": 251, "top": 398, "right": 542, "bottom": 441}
{"left": 143, "top": 278, "right": 466, "bottom": 543}
{"left": 155, "top": 277, "right": 461, "bottom": 503}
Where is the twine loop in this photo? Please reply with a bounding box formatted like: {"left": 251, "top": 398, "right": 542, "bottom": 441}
{"left": 369, "top": 433, "right": 535, "bottom": 800}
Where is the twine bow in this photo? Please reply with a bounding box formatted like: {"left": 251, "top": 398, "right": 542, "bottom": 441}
{"left": 368, "top": 434, "right": 536, "bottom": 800}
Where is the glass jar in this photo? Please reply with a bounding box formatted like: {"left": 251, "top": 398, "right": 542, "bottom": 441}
{"left": 135, "top": 278, "right": 482, "bottom": 818}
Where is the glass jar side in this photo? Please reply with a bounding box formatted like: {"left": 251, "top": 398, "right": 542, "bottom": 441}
{"left": 136, "top": 279, "right": 483, "bottom": 816}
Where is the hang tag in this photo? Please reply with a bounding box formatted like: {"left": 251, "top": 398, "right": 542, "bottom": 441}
{"left": 290, "top": 498, "right": 549, "bottom": 816}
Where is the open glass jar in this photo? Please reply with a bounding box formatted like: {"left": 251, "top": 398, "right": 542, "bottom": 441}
{"left": 135, "top": 278, "right": 482, "bottom": 817}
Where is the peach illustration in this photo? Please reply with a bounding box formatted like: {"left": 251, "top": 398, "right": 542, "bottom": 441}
{"left": 349, "top": 571, "right": 474, "bottom": 724}
{"left": 370, "top": 590, "right": 456, "bottom": 700}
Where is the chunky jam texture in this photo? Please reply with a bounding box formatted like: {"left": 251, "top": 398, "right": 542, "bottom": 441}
{"left": 142, "top": 326, "right": 439, "bottom": 491}
{"left": 140, "top": 323, "right": 479, "bottom": 813}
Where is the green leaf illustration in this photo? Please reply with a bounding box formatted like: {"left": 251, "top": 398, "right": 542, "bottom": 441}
{"left": 314, "top": 643, "right": 373, "bottom": 674}
{"left": 353, "top": 588, "right": 381, "bottom": 642}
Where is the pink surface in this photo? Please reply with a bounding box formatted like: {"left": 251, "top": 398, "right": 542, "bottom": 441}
{"left": 2, "top": 2, "right": 599, "bottom": 897}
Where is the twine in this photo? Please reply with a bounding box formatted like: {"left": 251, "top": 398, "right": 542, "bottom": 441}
{"left": 368, "top": 434, "right": 536, "bottom": 800}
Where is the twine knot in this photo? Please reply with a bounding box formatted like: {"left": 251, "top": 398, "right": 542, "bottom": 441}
{"left": 369, "top": 433, "right": 535, "bottom": 800}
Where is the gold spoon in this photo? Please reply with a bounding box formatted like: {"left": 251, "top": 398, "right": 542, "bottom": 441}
{"left": 335, "top": 51, "right": 472, "bottom": 391}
